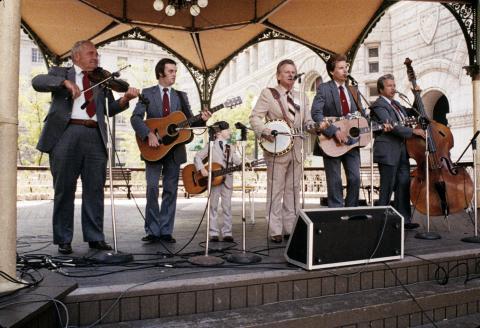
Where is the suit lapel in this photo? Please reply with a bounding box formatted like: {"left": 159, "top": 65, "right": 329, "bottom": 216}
{"left": 329, "top": 81, "right": 342, "bottom": 115}
{"left": 152, "top": 86, "right": 162, "bottom": 115}
{"left": 347, "top": 87, "right": 357, "bottom": 113}
{"left": 171, "top": 88, "right": 179, "bottom": 112}
{"left": 380, "top": 97, "right": 398, "bottom": 122}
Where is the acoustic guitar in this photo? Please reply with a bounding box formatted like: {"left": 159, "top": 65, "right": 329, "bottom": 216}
{"left": 136, "top": 97, "right": 242, "bottom": 161}
{"left": 318, "top": 115, "right": 417, "bottom": 157}
{"left": 182, "top": 159, "right": 265, "bottom": 195}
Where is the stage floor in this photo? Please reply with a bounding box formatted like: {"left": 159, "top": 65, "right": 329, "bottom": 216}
{"left": 16, "top": 197, "right": 480, "bottom": 289}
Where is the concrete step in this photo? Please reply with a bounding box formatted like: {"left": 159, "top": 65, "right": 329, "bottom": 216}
{"left": 416, "top": 312, "right": 480, "bottom": 327}
{"left": 96, "top": 276, "right": 480, "bottom": 328}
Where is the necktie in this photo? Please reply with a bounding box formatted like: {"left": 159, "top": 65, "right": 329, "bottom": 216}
{"left": 162, "top": 88, "right": 170, "bottom": 116}
{"left": 391, "top": 101, "right": 405, "bottom": 121}
{"left": 286, "top": 91, "right": 297, "bottom": 122}
{"left": 82, "top": 72, "right": 96, "bottom": 117}
{"left": 219, "top": 140, "right": 224, "bottom": 151}
{"left": 338, "top": 86, "right": 350, "bottom": 116}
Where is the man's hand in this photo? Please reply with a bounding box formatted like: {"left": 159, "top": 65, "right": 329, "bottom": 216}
{"left": 383, "top": 121, "right": 393, "bottom": 132}
{"left": 123, "top": 87, "right": 140, "bottom": 101}
{"left": 262, "top": 129, "right": 275, "bottom": 143}
{"left": 334, "top": 129, "right": 348, "bottom": 144}
{"left": 200, "top": 168, "right": 208, "bottom": 177}
{"left": 200, "top": 110, "right": 212, "bottom": 121}
{"left": 412, "top": 128, "right": 426, "bottom": 139}
{"left": 147, "top": 131, "right": 160, "bottom": 147}
{"left": 64, "top": 80, "right": 81, "bottom": 99}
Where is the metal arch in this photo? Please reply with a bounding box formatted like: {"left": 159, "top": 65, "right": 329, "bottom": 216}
{"left": 346, "top": 0, "right": 395, "bottom": 66}
{"left": 205, "top": 28, "right": 333, "bottom": 106}
{"left": 20, "top": 21, "right": 60, "bottom": 68}
{"left": 443, "top": 2, "right": 477, "bottom": 71}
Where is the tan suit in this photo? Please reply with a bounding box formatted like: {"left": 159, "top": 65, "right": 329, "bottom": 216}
{"left": 194, "top": 139, "right": 241, "bottom": 237}
{"left": 250, "top": 85, "right": 313, "bottom": 237}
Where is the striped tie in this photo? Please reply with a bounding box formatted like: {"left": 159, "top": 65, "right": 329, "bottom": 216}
{"left": 286, "top": 91, "right": 298, "bottom": 122}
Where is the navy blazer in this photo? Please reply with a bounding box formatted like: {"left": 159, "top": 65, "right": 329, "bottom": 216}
{"left": 32, "top": 66, "right": 126, "bottom": 153}
{"left": 370, "top": 97, "right": 413, "bottom": 166}
{"left": 311, "top": 80, "right": 363, "bottom": 156}
{"left": 131, "top": 85, "right": 203, "bottom": 165}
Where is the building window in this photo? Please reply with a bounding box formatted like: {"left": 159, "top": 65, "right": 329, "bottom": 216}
{"left": 367, "top": 83, "right": 379, "bottom": 102}
{"left": 366, "top": 45, "right": 379, "bottom": 73}
{"left": 31, "top": 48, "right": 42, "bottom": 63}
{"left": 117, "top": 56, "right": 128, "bottom": 69}
{"left": 117, "top": 40, "right": 128, "bottom": 48}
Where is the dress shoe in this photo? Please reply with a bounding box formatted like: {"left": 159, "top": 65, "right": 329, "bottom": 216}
{"left": 223, "top": 236, "right": 234, "bottom": 243}
{"left": 210, "top": 236, "right": 219, "bottom": 242}
{"left": 404, "top": 222, "right": 420, "bottom": 230}
{"left": 159, "top": 234, "right": 176, "bottom": 243}
{"left": 88, "top": 241, "right": 113, "bottom": 250}
{"left": 270, "top": 235, "right": 282, "bottom": 243}
{"left": 141, "top": 234, "right": 159, "bottom": 242}
{"left": 283, "top": 234, "right": 290, "bottom": 240}
{"left": 58, "top": 243, "right": 72, "bottom": 255}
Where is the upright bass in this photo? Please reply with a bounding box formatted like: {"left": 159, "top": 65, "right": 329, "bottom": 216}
{"left": 404, "top": 58, "right": 473, "bottom": 216}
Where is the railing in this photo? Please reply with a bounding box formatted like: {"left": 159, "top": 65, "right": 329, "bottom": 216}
{"left": 16, "top": 162, "right": 475, "bottom": 201}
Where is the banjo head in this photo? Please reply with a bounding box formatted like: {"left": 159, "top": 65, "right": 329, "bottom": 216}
{"left": 260, "top": 119, "right": 294, "bottom": 156}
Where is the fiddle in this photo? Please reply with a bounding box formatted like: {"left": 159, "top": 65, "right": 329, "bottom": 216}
{"left": 83, "top": 67, "right": 149, "bottom": 105}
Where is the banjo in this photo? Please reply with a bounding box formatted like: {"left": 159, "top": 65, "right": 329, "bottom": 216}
{"left": 259, "top": 119, "right": 327, "bottom": 156}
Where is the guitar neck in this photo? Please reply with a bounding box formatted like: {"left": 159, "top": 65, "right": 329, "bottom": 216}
{"left": 211, "top": 164, "right": 242, "bottom": 178}
{"left": 184, "top": 103, "right": 225, "bottom": 127}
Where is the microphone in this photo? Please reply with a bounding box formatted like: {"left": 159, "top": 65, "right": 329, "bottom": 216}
{"left": 347, "top": 74, "right": 358, "bottom": 85}
{"left": 294, "top": 72, "right": 305, "bottom": 80}
{"left": 395, "top": 90, "right": 409, "bottom": 99}
{"left": 235, "top": 122, "right": 248, "bottom": 130}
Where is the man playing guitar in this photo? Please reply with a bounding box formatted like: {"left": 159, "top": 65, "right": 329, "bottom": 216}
{"left": 131, "top": 58, "right": 211, "bottom": 243}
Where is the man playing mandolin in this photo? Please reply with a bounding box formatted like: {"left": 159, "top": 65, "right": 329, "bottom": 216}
{"left": 371, "top": 74, "right": 425, "bottom": 230}
{"left": 250, "top": 59, "right": 316, "bottom": 243}
{"left": 131, "top": 58, "right": 211, "bottom": 243}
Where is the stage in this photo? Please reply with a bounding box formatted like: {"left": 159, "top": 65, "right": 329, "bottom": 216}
{"left": 10, "top": 197, "right": 480, "bottom": 327}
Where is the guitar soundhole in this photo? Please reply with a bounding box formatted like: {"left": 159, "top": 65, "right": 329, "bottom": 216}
{"left": 167, "top": 124, "right": 179, "bottom": 136}
{"left": 349, "top": 127, "right": 360, "bottom": 138}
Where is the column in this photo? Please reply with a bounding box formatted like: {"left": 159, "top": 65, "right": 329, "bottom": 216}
{"left": 0, "top": 0, "right": 21, "bottom": 291}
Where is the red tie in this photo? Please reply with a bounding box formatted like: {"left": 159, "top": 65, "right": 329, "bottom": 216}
{"left": 82, "top": 72, "right": 96, "bottom": 117}
{"left": 339, "top": 86, "right": 350, "bottom": 116}
{"left": 391, "top": 101, "right": 405, "bottom": 120}
{"left": 162, "top": 88, "right": 170, "bottom": 116}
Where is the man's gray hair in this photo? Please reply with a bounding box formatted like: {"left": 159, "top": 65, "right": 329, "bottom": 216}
{"left": 377, "top": 74, "right": 395, "bottom": 93}
{"left": 71, "top": 40, "right": 94, "bottom": 58}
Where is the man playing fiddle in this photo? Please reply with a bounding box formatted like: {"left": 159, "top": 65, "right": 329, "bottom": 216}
{"left": 32, "top": 40, "right": 140, "bottom": 254}
{"left": 370, "top": 74, "right": 425, "bottom": 229}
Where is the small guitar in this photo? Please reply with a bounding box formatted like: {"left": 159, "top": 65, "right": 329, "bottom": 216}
{"left": 182, "top": 159, "right": 265, "bottom": 195}
{"left": 136, "top": 97, "right": 242, "bottom": 161}
{"left": 318, "top": 116, "right": 417, "bottom": 157}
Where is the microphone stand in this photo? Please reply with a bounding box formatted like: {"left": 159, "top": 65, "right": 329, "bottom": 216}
{"left": 91, "top": 82, "right": 133, "bottom": 264}
{"left": 348, "top": 77, "right": 374, "bottom": 206}
{"left": 460, "top": 131, "right": 480, "bottom": 243}
{"left": 227, "top": 127, "right": 261, "bottom": 264}
{"left": 189, "top": 127, "right": 224, "bottom": 266}
{"left": 415, "top": 117, "right": 441, "bottom": 240}
{"left": 295, "top": 77, "right": 306, "bottom": 209}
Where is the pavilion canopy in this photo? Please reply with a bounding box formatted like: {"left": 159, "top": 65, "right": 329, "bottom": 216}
{"left": 22, "top": 0, "right": 388, "bottom": 71}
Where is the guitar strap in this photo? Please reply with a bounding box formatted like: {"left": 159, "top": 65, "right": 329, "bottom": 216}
{"left": 347, "top": 85, "right": 362, "bottom": 114}
{"left": 269, "top": 88, "right": 293, "bottom": 128}
{"left": 225, "top": 144, "right": 230, "bottom": 170}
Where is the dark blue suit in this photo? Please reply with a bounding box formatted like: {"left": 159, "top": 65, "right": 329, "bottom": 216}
{"left": 131, "top": 86, "right": 202, "bottom": 237}
{"left": 370, "top": 96, "right": 414, "bottom": 222}
{"left": 311, "top": 80, "right": 362, "bottom": 207}
{"left": 32, "top": 66, "right": 128, "bottom": 244}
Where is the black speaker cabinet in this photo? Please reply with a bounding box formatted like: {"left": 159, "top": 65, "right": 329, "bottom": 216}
{"left": 285, "top": 206, "right": 403, "bottom": 270}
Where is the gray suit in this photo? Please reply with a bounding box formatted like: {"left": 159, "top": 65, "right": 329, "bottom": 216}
{"left": 32, "top": 66, "right": 127, "bottom": 244}
{"left": 311, "top": 80, "right": 362, "bottom": 207}
{"left": 371, "top": 96, "right": 414, "bottom": 222}
{"left": 131, "top": 85, "right": 203, "bottom": 237}
{"left": 194, "top": 140, "right": 241, "bottom": 237}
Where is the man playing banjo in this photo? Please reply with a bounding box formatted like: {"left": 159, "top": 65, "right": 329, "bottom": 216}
{"left": 249, "top": 59, "right": 316, "bottom": 243}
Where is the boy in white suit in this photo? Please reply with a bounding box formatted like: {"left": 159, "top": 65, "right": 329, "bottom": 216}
{"left": 194, "top": 121, "right": 241, "bottom": 242}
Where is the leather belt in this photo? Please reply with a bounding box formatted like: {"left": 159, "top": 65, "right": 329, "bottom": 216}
{"left": 69, "top": 119, "right": 98, "bottom": 128}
